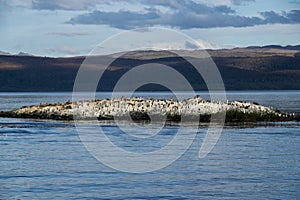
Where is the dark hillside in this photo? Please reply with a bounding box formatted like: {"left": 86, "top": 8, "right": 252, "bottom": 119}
{"left": 0, "top": 46, "right": 299, "bottom": 91}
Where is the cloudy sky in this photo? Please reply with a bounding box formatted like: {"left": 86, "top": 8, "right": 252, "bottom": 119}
{"left": 1, "top": 0, "right": 299, "bottom": 57}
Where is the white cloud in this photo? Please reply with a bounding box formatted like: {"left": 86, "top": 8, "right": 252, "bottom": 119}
{"left": 139, "top": 40, "right": 221, "bottom": 50}
{"left": 47, "top": 31, "right": 90, "bottom": 36}
{"left": 45, "top": 46, "right": 80, "bottom": 56}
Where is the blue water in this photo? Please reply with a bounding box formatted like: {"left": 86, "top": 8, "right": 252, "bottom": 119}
{"left": 0, "top": 91, "right": 300, "bottom": 199}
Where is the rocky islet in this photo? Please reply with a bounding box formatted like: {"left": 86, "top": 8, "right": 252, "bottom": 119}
{"left": 0, "top": 96, "right": 298, "bottom": 122}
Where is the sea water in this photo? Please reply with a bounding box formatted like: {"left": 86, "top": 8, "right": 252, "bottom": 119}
{"left": 0, "top": 91, "right": 299, "bottom": 199}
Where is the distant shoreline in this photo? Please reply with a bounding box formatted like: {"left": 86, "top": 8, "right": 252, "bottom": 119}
{"left": 1, "top": 89, "right": 300, "bottom": 93}
{"left": 0, "top": 46, "right": 299, "bottom": 91}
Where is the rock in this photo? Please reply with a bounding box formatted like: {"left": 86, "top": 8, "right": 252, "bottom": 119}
{"left": 0, "top": 96, "right": 298, "bottom": 122}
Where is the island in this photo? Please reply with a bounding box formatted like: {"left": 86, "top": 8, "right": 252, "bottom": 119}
{"left": 0, "top": 96, "right": 299, "bottom": 122}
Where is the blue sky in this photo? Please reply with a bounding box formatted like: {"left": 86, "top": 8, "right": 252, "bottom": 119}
{"left": 0, "top": 0, "right": 299, "bottom": 57}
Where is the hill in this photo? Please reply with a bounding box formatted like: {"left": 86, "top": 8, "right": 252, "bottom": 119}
{"left": 0, "top": 46, "right": 299, "bottom": 91}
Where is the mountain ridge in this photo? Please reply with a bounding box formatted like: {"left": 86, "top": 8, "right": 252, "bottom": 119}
{"left": 0, "top": 45, "right": 299, "bottom": 91}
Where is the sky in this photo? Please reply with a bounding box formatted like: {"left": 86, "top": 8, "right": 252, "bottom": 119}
{"left": 0, "top": 0, "right": 299, "bottom": 57}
